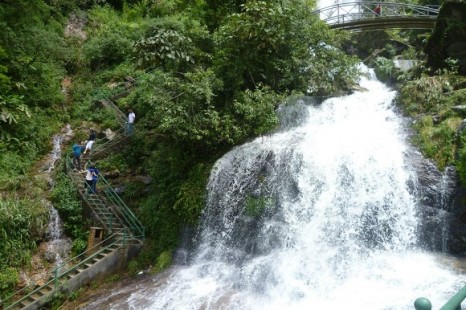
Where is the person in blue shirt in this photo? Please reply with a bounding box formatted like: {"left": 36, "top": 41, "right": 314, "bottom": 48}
{"left": 72, "top": 142, "right": 84, "bottom": 171}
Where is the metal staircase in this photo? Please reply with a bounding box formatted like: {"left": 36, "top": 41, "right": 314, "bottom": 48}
{"left": 2, "top": 110, "right": 143, "bottom": 310}
{"left": 2, "top": 232, "right": 131, "bottom": 310}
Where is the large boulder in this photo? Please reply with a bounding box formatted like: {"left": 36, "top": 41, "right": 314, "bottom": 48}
{"left": 425, "top": 0, "right": 466, "bottom": 74}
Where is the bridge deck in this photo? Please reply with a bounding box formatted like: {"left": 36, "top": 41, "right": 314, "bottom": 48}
{"left": 315, "top": 1, "right": 440, "bottom": 31}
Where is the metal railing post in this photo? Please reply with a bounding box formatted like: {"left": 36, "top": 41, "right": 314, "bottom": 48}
{"left": 54, "top": 267, "right": 59, "bottom": 289}
{"left": 109, "top": 213, "right": 113, "bottom": 231}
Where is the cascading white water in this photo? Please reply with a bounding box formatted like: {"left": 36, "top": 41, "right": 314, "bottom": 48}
{"left": 80, "top": 68, "right": 466, "bottom": 309}
{"left": 43, "top": 128, "right": 72, "bottom": 267}
{"left": 142, "top": 68, "right": 465, "bottom": 309}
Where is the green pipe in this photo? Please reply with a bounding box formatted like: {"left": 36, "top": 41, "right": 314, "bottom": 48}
{"left": 439, "top": 284, "right": 466, "bottom": 310}
{"left": 414, "top": 297, "right": 432, "bottom": 310}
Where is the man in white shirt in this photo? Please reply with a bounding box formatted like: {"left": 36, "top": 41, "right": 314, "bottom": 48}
{"left": 127, "top": 109, "right": 136, "bottom": 134}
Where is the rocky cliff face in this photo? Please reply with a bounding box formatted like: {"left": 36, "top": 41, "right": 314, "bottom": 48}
{"left": 425, "top": 0, "right": 466, "bottom": 74}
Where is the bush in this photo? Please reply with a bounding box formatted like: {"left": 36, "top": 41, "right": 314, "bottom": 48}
{"left": 83, "top": 32, "right": 132, "bottom": 70}
{"left": 374, "top": 56, "right": 397, "bottom": 83}
{"left": 0, "top": 197, "right": 48, "bottom": 269}
{"left": 150, "top": 250, "right": 172, "bottom": 274}
{"left": 50, "top": 170, "right": 88, "bottom": 255}
{"left": 412, "top": 116, "right": 461, "bottom": 170}
{"left": 0, "top": 267, "right": 19, "bottom": 302}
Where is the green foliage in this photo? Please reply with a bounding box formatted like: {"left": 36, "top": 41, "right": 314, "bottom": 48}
{"left": 127, "top": 259, "right": 139, "bottom": 275}
{"left": 71, "top": 238, "right": 88, "bottom": 255}
{"left": 213, "top": 0, "right": 359, "bottom": 96}
{"left": 50, "top": 170, "right": 87, "bottom": 254}
{"left": 457, "top": 142, "right": 466, "bottom": 184}
{"left": 150, "top": 250, "right": 172, "bottom": 274}
{"left": 104, "top": 274, "right": 121, "bottom": 283}
{"left": 97, "top": 153, "right": 129, "bottom": 172}
{"left": 0, "top": 267, "right": 19, "bottom": 303}
{"left": 399, "top": 74, "right": 451, "bottom": 116}
{"left": 0, "top": 1, "right": 68, "bottom": 108}
{"left": 245, "top": 196, "right": 274, "bottom": 217}
{"left": 132, "top": 13, "right": 210, "bottom": 71}
{"left": 140, "top": 144, "right": 200, "bottom": 253}
{"left": 173, "top": 163, "right": 211, "bottom": 225}
{"left": 373, "top": 56, "right": 396, "bottom": 83}
{"left": 0, "top": 153, "right": 31, "bottom": 189}
{"left": 83, "top": 32, "right": 133, "bottom": 70}
{"left": 412, "top": 116, "right": 460, "bottom": 170}
{"left": 133, "top": 28, "right": 195, "bottom": 69}
{"left": 232, "top": 85, "right": 281, "bottom": 137}
{"left": 0, "top": 197, "right": 48, "bottom": 270}
{"left": 44, "top": 290, "right": 66, "bottom": 310}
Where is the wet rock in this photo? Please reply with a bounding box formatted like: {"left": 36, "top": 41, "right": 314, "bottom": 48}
{"left": 104, "top": 170, "right": 120, "bottom": 179}
{"left": 452, "top": 105, "right": 466, "bottom": 116}
{"left": 104, "top": 128, "right": 116, "bottom": 140}
{"left": 349, "top": 84, "right": 369, "bottom": 92}
{"left": 405, "top": 146, "right": 466, "bottom": 253}
{"left": 114, "top": 186, "right": 126, "bottom": 195}
{"left": 44, "top": 251, "right": 56, "bottom": 263}
{"left": 134, "top": 175, "right": 153, "bottom": 185}
{"left": 456, "top": 119, "right": 466, "bottom": 136}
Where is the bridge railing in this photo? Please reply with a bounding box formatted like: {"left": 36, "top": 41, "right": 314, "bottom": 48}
{"left": 315, "top": 1, "right": 440, "bottom": 26}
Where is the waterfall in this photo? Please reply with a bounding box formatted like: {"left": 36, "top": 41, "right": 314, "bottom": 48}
{"left": 43, "top": 126, "right": 72, "bottom": 267}
{"left": 79, "top": 69, "right": 466, "bottom": 309}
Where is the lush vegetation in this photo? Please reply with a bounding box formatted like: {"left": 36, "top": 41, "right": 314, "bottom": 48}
{"left": 3, "top": 1, "right": 466, "bottom": 305}
{"left": 0, "top": 0, "right": 371, "bottom": 301}
{"left": 68, "top": 0, "right": 359, "bottom": 269}
{"left": 50, "top": 170, "right": 88, "bottom": 255}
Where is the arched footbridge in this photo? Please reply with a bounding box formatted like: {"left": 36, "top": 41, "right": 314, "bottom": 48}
{"left": 315, "top": 1, "right": 440, "bottom": 31}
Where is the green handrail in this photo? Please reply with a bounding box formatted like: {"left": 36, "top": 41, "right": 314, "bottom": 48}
{"left": 85, "top": 159, "right": 145, "bottom": 239}
{"left": 2, "top": 230, "right": 127, "bottom": 309}
{"left": 89, "top": 127, "right": 128, "bottom": 157}
{"left": 66, "top": 134, "right": 144, "bottom": 240}
{"left": 65, "top": 153, "right": 115, "bottom": 229}
{"left": 415, "top": 285, "right": 466, "bottom": 310}
{"left": 1, "top": 79, "right": 144, "bottom": 309}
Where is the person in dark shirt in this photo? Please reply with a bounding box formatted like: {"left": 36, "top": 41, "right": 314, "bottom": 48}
{"left": 84, "top": 129, "right": 97, "bottom": 154}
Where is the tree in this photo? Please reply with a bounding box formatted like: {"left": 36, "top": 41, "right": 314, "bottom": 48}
{"left": 213, "top": 0, "right": 359, "bottom": 99}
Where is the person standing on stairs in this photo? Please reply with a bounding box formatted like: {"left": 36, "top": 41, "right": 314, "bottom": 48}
{"left": 83, "top": 128, "right": 96, "bottom": 155}
{"left": 84, "top": 166, "right": 94, "bottom": 193}
{"left": 374, "top": 4, "right": 381, "bottom": 16}
{"left": 72, "top": 142, "right": 84, "bottom": 171}
{"left": 84, "top": 165, "right": 99, "bottom": 194}
{"left": 126, "top": 109, "right": 135, "bottom": 135}
{"left": 90, "top": 165, "right": 100, "bottom": 194}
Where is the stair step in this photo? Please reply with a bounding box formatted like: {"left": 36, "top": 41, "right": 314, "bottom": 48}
{"left": 30, "top": 292, "right": 44, "bottom": 300}
{"left": 20, "top": 300, "right": 33, "bottom": 308}
{"left": 96, "top": 252, "right": 107, "bottom": 259}
{"left": 38, "top": 285, "right": 53, "bottom": 295}
{"left": 25, "top": 295, "right": 37, "bottom": 302}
